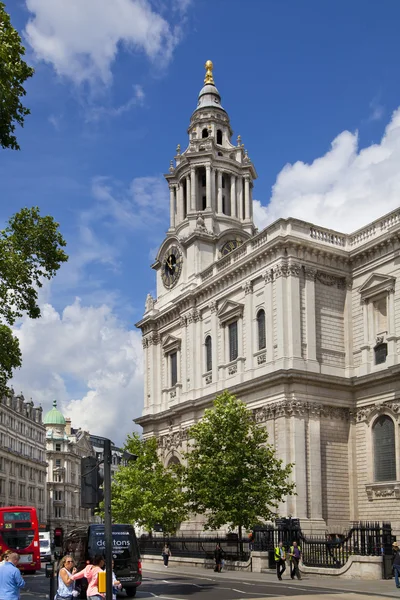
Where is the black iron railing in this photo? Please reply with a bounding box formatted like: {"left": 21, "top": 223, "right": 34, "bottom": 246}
{"left": 139, "top": 535, "right": 251, "bottom": 563}
{"left": 253, "top": 521, "right": 392, "bottom": 569}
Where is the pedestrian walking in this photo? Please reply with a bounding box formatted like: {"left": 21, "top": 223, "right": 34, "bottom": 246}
{"left": 289, "top": 541, "right": 302, "bottom": 580}
{"left": 214, "top": 543, "right": 225, "bottom": 573}
{"left": 70, "top": 554, "right": 105, "bottom": 599}
{"left": 55, "top": 555, "right": 78, "bottom": 600}
{"left": 274, "top": 541, "right": 286, "bottom": 580}
{"left": 162, "top": 543, "right": 171, "bottom": 568}
{"left": 0, "top": 552, "right": 25, "bottom": 600}
{"left": 392, "top": 541, "right": 400, "bottom": 588}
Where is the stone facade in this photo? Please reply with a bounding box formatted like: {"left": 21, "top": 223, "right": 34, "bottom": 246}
{"left": 0, "top": 392, "right": 46, "bottom": 523}
{"left": 45, "top": 406, "right": 98, "bottom": 541}
{"left": 135, "top": 61, "right": 400, "bottom": 535}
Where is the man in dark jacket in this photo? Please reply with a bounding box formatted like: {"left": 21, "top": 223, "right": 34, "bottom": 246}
{"left": 214, "top": 544, "right": 224, "bottom": 573}
{"left": 392, "top": 541, "right": 400, "bottom": 588}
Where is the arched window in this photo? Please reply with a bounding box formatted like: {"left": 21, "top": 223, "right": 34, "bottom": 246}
{"left": 205, "top": 336, "right": 212, "bottom": 372}
{"left": 257, "top": 309, "right": 266, "bottom": 350}
{"left": 373, "top": 415, "right": 396, "bottom": 481}
{"left": 202, "top": 128, "right": 208, "bottom": 138}
{"left": 217, "top": 129, "right": 223, "bottom": 145}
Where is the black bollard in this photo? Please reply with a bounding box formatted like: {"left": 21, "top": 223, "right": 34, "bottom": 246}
{"left": 45, "top": 561, "right": 57, "bottom": 599}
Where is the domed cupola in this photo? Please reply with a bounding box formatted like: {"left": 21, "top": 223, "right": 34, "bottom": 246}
{"left": 193, "top": 60, "right": 226, "bottom": 114}
{"left": 43, "top": 400, "right": 66, "bottom": 426}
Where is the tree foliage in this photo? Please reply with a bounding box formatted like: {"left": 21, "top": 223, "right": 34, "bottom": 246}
{"left": 182, "top": 391, "right": 295, "bottom": 533}
{"left": 111, "top": 433, "right": 187, "bottom": 534}
{"left": 0, "top": 207, "right": 68, "bottom": 392}
{"left": 0, "top": 1, "right": 34, "bottom": 150}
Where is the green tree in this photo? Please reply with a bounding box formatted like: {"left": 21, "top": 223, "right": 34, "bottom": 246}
{"left": 0, "top": 1, "right": 34, "bottom": 150}
{"left": 0, "top": 207, "right": 68, "bottom": 392}
{"left": 111, "top": 433, "right": 187, "bottom": 534}
{"left": 183, "top": 391, "right": 295, "bottom": 537}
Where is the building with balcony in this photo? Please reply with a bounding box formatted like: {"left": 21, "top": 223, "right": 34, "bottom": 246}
{"left": 44, "top": 401, "right": 98, "bottom": 542}
{"left": 0, "top": 391, "right": 46, "bottom": 523}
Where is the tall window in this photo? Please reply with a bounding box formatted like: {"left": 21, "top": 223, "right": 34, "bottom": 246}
{"left": 170, "top": 352, "right": 178, "bottom": 387}
{"left": 373, "top": 415, "right": 396, "bottom": 481}
{"left": 205, "top": 336, "right": 212, "bottom": 372}
{"left": 217, "top": 129, "right": 223, "bottom": 145}
{"left": 229, "top": 321, "right": 238, "bottom": 361}
{"left": 202, "top": 128, "right": 208, "bottom": 138}
{"left": 257, "top": 309, "right": 266, "bottom": 350}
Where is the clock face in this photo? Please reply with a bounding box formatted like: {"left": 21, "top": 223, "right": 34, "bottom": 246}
{"left": 221, "top": 238, "right": 243, "bottom": 256}
{"left": 161, "top": 245, "right": 183, "bottom": 289}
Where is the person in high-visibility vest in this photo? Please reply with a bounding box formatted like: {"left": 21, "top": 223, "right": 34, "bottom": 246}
{"left": 289, "top": 541, "right": 302, "bottom": 580}
{"left": 274, "top": 541, "right": 286, "bottom": 580}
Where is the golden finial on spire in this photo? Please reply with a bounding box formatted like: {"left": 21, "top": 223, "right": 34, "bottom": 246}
{"left": 204, "top": 60, "right": 215, "bottom": 85}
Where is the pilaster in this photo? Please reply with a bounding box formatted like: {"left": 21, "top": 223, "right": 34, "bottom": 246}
{"left": 230, "top": 175, "right": 237, "bottom": 217}
{"left": 243, "top": 280, "right": 254, "bottom": 370}
{"left": 209, "top": 301, "right": 218, "bottom": 385}
{"left": 217, "top": 170, "right": 223, "bottom": 214}
{"left": 190, "top": 167, "right": 196, "bottom": 211}
{"left": 169, "top": 185, "right": 175, "bottom": 229}
{"left": 264, "top": 270, "right": 274, "bottom": 363}
{"left": 308, "top": 413, "right": 323, "bottom": 521}
{"left": 304, "top": 267, "right": 317, "bottom": 362}
{"left": 287, "top": 263, "right": 302, "bottom": 361}
{"left": 274, "top": 262, "right": 288, "bottom": 364}
{"left": 206, "top": 165, "right": 211, "bottom": 209}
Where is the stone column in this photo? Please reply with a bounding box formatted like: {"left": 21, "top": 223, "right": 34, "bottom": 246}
{"left": 304, "top": 267, "right": 317, "bottom": 361}
{"left": 206, "top": 165, "right": 211, "bottom": 209}
{"left": 287, "top": 263, "right": 301, "bottom": 360}
{"left": 217, "top": 170, "right": 223, "bottom": 214}
{"left": 177, "top": 183, "right": 184, "bottom": 223}
{"left": 249, "top": 181, "right": 253, "bottom": 220}
{"left": 360, "top": 299, "right": 370, "bottom": 372}
{"left": 210, "top": 301, "right": 218, "bottom": 384}
{"left": 274, "top": 263, "right": 288, "bottom": 363}
{"left": 264, "top": 271, "right": 273, "bottom": 362}
{"left": 238, "top": 177, "right": 244, "bottom": 220}
{"left": 308, "top": 410, "right": 323, "bottom": 521}
{"left": 387, "top": 288, "right": 397, "bottom": 365}
{"left": 243, "top": 281, "right": 254, "bottom": 370}
{"left": 291, "top": 415, "right": 308, "bottom": 519}
{"left": 169, "top": 185, "right": 175, "bottom": 229}
{"left": 186, "top": 175, "right": 191, "bottom": 214}
{"left": 244, "top": 176, "right": 250, "bottom": 220}
{"left": 344, "top": 279, "right": 354, "bottom": 376}
{"left": 230, "top": 175, "right": 237, "bottom": 217}
{"left": 142, "top": 338, "right": 149, "bottom": 410}
{"left": 180, "top": 316, "right": 188, "bottom": 393}
{"left": 190, "top": 167, "right": 196, "bottom": 211}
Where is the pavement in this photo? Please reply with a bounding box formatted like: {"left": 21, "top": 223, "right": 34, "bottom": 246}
{"left": 142, "top": 559, "right": 400, "bottom": 599}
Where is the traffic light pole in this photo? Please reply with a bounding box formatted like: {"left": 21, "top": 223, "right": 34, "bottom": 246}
{"left": 104, "top": 438, "right": 113, "bottom": 600}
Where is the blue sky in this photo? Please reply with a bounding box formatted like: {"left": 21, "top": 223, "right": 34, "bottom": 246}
{"left": 2, "top": 0, "right": 400, "bottom": 444}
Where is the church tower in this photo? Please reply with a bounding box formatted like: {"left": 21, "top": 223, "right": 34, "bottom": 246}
{"left": 153, "top": 61, "right": 257, "bottom": 306}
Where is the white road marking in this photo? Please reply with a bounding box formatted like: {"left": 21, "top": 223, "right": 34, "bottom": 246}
{"left": 231, "top": 590, "right": 275, "bottom": 596}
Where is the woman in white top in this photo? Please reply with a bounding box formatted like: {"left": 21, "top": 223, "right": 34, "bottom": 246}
{"left": 56, "top": 555, "right": 77, "bottom": 600}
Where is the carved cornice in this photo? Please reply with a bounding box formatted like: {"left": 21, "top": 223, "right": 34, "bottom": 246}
{"left": 158, "top": 428, "right": 188, "bottom": 451}
{"left": 316, "top": 271, "right": 347, "bottom": 289}
{"left": 209, "top": 300, "right": 217, "bottom": 313}
{"left": 366, "top": 482, "right": 400, "bottom": 501}
{"left": 263, "top": 269, "right": 273, "bottom": 284}
{"left": 356, "top": 401, "right": 400, "bottom": 423}
{"left": 243, "top": 280, "right": 253, "bottom": 294}
{"left": 253, "top": 400, "right": 350, "bottom": 422}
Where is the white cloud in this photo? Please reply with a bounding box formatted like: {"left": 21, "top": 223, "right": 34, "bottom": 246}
{"left": 88, "top": 85, "right": 146, "bottom": 121}
{"left": 90, "top": 175, "right": 169, "bottom": 230}
{"left": 24, "top": 0, "right": 181, "bottom": 85}
{"left": 254, "top": 107, "right": 400, "bottom": 234}
{"left": 12, "top": 299, "right": 143, "bottom": 445}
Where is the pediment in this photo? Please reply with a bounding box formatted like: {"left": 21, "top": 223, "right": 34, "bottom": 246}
{"left": 162, "top": 334, "right": 181, "bottom": 353}
{"left": 359, "top": 273, "right": 395, "bottom": 299}
{"left": 217, "top": 300, "right": 244, "bottom": 323}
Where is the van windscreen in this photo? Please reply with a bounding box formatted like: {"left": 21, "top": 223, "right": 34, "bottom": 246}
{"left": 88, "top": 525, "right": 139, "bottom": 562}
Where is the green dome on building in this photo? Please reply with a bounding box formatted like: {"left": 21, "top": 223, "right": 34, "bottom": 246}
{"left": 43, "top": 400, "right": 66, "bottom": 426}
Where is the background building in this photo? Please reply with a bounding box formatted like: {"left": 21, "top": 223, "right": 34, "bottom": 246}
{"left": 0, "top": 391, "right": 46, "bottom": 523}
{"left": 44, "top": 401, "right": 98, "bottom": 542}
{"left": 90, "top": 435, "right": 126, "bottom": 480}
{"left": 136, "top": 61, "right": 400, "bottom": 536}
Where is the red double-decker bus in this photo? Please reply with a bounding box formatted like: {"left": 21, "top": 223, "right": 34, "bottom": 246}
{"left": 0, "top": 506, "right": 40, "bottom": 572}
